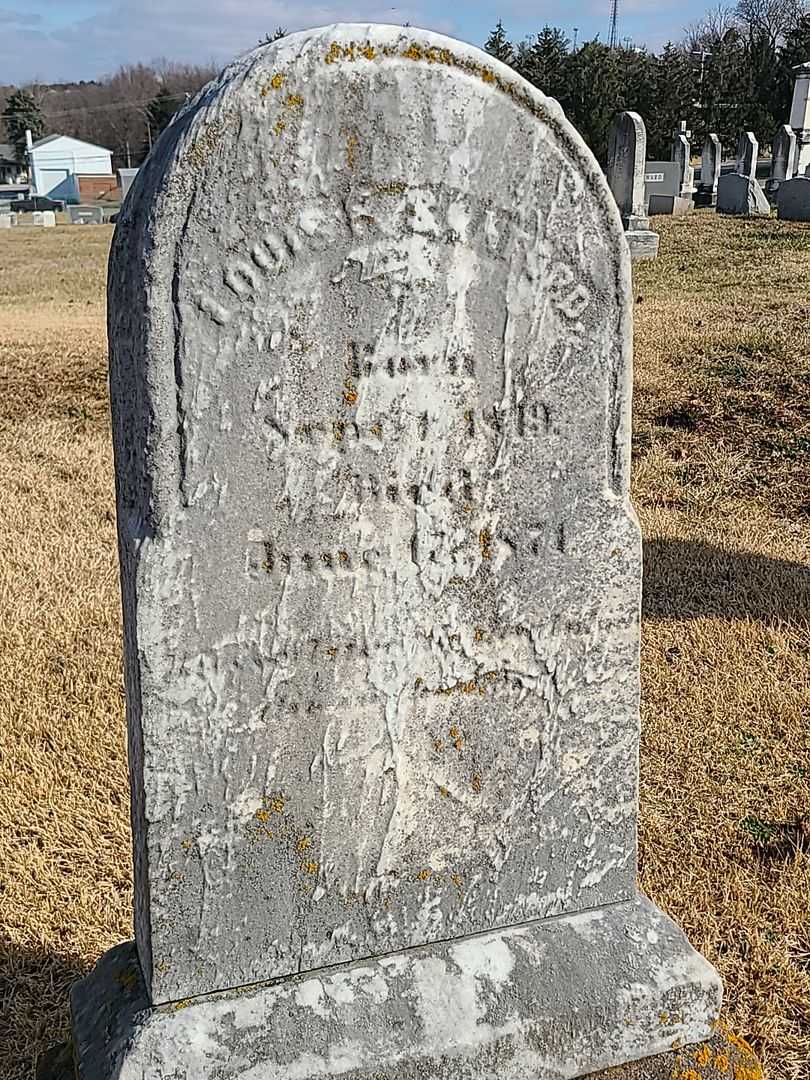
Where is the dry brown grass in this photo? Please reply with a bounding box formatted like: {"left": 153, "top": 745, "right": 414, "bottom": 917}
{"left": 0, "top": 214, "right": 808, "bottom": 1079}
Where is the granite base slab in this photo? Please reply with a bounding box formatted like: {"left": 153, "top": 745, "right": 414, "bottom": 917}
{"left": 67, "top": 893, "right": 721, "bottom": 1080}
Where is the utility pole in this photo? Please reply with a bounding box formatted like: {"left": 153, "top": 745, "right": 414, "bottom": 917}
{"left": 573, "top": 26, "right": 578, "bottom": 51}
{"left": 608, "top": 0, "right": 619, "bottom": 49}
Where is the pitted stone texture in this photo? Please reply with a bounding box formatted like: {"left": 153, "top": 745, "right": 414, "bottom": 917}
{"left": 70, "top": 895, "right": 722, "bottom": 1080}
{"left": 607, "top": 112, "right": 658, "bottom": 260}
{"left": 110, "top": 23, "right": 638, "bottom": 1003}
{"left": 766, "top": 124, "right": 796, "bottom": 199}
{"left": 716, "top": 173, "right": 770, "bottom": 217}
{"left": 625, "top": 231, "right": 659, "bottom": 260}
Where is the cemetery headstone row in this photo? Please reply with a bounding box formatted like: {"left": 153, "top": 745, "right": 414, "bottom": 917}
{"left": 606, "top": 111, "right": 659, "bottom": 259}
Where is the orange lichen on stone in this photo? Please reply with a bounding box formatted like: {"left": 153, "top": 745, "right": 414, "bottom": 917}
{"left": 479, "top": 528, "right": 492, "bottom": 559}
{"left": 255, "top": 809, "right": 270, "bottom": 823}
{"left": 693, "top": 1045, "right": 712, "bottom": 1067}
{"left": 434, "top": 738, "right": 444, "bottom": 752}
{"left": 714, "top": 1054, "right": 730, "bottom": 1072}
{"left": 481, "top": 68, "right": 495, "bottom": 83}
{"left": 451, "top": 873, "right": 462, "bottom": 888}
{"left": 438, "top": 786, "right": 449, "bottom": 798}
{"left": 302, "top": 861, "right": 319, "bottom": 875}
{"left": 471, "top": 774, "right": 482, "bottom": 793}
{"left": 346, "top": 134, "right": 358, "bottom": 169}
{"left": 284, "top": 93, "right": 303, "bottom": 107}
{"left": 270, "top": 73, "right": 284, "bottom": 90}
{"left": 361, "top": 44, "right": 376, "bottom": 59}
{"left": 274, "top": 119, "right": 286, "bottom": 136}
{"left": 417, "top": 867, "right": 432, "bottom": 881}
{"left": 403, "top": 43, "right": 423, "bottom": 60}
{"left": 297, "top": 837, "right": 312, "bottom": 852}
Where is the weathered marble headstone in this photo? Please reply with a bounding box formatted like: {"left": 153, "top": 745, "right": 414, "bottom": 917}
{"left": 0, "top": 213, "right": 13, "bottom": 228}
{"left": 42, "top": 210, "right": 56, "bottom": 228}
{"left": 735, "top": 131, "right": 758, "bottom": 178}
{"left": 66, "top": 24, "right": 722, "bottom": 1080}
{"left": 606, "top": 111, "right": 659, "bottom": 259}
{"left": 766, "top": 124, "right": 796, "bottom": 201}
{"left": 696, "top": 133, "right": 721, "bottom": 206}
{"left": 31, "top": 210, "right": 44, "bottom": 226}
{"left": 671, "top": 119, "right": 695, "bottom": 201}
{"left": 789, "top": 60, "right": 810, "bottom": 174}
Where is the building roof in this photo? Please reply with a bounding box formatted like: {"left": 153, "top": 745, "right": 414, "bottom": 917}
{"left": 30, "top": 132, "right": 112, "bottom": 154}
{"left": 0, "top": 143, "right": 16, "bottom": 164}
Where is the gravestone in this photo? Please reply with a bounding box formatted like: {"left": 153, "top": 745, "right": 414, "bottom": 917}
{"left": 0, "top": 213, "right": 14, "bottom": 228}
{"left": 735, "top": 131, "right": 758, "bottom": 178}
{"left": 670, "top": 119, "right": 695, "bottom": 201}
{"left": 65, "top": 24, "right": 723, "bottom": 1080}
{"left": 766, "top": 124, "right": 797, "bottom": 201}
{"left": 716, "top": 172, "right": 771, "bottom": 216}
{"left": 606, "top": 111, "right": 659, "bottom": 259}
{"left": 645, "top": 161, "right": 692, "bottom": 215}
{"left": 118, "top": 167, "right": 139, "bottom": 201}
{"left": 31, "top": 211, "right": 44, "bottom": 226}
{"left": 42, "top": 210, "right": 55, "bottom": 228}
{"left": 777, "top": 167, "right": 810, "bottom": 219}
{"left": 696, "top": 133, "right": 721, "bottom": 206}
{"left": 68, "top": 204, "right": 103, "bottom": 225}
{"left": 789, "top": 60, "right": 810, "bottom": 174}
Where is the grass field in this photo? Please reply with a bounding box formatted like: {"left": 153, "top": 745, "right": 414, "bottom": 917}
{"left": 0, "top": 216, "right": 808, "bottom": 1080}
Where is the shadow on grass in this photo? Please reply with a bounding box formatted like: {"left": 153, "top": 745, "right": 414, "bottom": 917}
{"left": 0, "top": 942, "right": 87, "bottom": 1080}
{"left": 643, "top": 538, "right": 810, "bottom": 624}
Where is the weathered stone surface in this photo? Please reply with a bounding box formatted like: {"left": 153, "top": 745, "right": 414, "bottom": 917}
{"left": 735, "top": 131, "right": 758, "bottom": 178}
{"left": 777, "top": 173, "right": 810, "bottom": 219}
{"left": 70, "top": 894, "right": 722, "bottom": 1080}
{"left": 716, "top": 172, "right": 770, "bottom": 216}
{"left": 584, "top": 1028, "right": 763, "bottom": 1080}
{"left": 110, "top": 22, "right": 641, "bottom": 1005}
{"left": 766, "top": 123, "right": 796, "bottom": 200}
{"left": 607, "top": 112, "right": 658, "bottom": 260}
{"left": 625, "top": 230, "right": 659, "bottom": 260}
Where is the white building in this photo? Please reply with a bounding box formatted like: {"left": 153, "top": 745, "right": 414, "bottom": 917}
{"left": 28, "top": 133, "right": 113, "bottom": 198}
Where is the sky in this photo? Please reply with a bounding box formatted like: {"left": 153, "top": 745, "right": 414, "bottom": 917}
{"left": 0, "top": 0, "right": 700, "bottom": 86}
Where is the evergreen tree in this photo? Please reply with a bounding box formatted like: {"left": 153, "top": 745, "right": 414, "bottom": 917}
{"left": 4, "top": 88, "right": 45, "bottom": 164}
{"left": 484, "top": 21, "right": 515, "bottom": 65}
{"left": 646, "top": 44, "right": 694, "bottom": 158}
{"left": 147, "top": 88, "right": 182, "bottom": 136}
{"left": 566, "top": 41, "right": 624, "bottom": 163}
{"left": 516, "top": 26, "right": 571, "bottom": 109}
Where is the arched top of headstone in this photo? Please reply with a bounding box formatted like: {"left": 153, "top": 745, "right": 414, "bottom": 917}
{"left": 110, "top": 23, "right": 638, "bottom": 1005}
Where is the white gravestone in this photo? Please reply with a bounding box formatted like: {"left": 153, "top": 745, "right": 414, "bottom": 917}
{"left": 790, "top": 60, "right": 810, "bottom": 174}
{"left": 671, "top": 120, "right": 695, "bottom": 200}
{"left": 0, "top": 213, "right": 13, "bottom": 228}
{"left": 42, "top": 210, "right": 56, "bottom": 228}
{"left": 698, "top": 133, "right": 721, "bottom": 205}
{"left": 766, "top": 124, "right": 797, "bottom": 201}
{"left": 735, "top": 131, "right": 758, "bottom": 178}
{"left": 67, "top": 25, "right": 722, "bottom": 1080}
{"left": 606, "top": 111, "right": 659, "bottom": 259}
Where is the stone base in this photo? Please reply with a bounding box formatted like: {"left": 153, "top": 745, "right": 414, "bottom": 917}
{"left": 626, "top": 229, "right": 659, "bottom": 260}
{"left": 648, "top": 194, "right": 692, "bottom": 216}
{"left": 67, "top": 893, "right": 721, "bottom": 1080}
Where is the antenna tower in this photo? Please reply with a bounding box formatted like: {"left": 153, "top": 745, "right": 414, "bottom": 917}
{"left": 608, "top": 0, "right": 619, "bottom": 48}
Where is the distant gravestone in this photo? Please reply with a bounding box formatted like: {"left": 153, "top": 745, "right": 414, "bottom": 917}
{"left": 68, "top": 204, "right": 103, "bottom": 225}
{"left": 789, "top": 60, "right": 810, "bottom": 174}
{"left": 717, "top": 172, "right": 771, "bottom": 216}
{"left": 606, "top": 111, "right": 659, "bottom": 259}
{"left": 118, "top": 167, "right": 139, "bottom": 201}
{"left": 65, "top": 25, "right": 722, "bottom": 1080}
{"left": 42, "top": 210, "right": 56, "bottom": 228}
{"left": 645, "top": 161, "right": 692, "bottom": 215}
{"left": 697, "top": 133, "right": 721, "bottom": 206}
{"left": 766, "top": 124, "right": 796, "bottom": 201}
{"left": 31, "top": 211, "right": 44, "bottom": 226}
{"left": 777, "top": 169, "right": 810, "bottom": 219}
{"left": 736, "top": 131, "right": 758, "bottom": 178}
{"left": 671, "top": 119, "right": 695, "bottom": 201}
{"left": 0, "top": 213, "right": 13, "bottom": 228}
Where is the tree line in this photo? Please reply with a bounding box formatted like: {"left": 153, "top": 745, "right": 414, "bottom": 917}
{"left": 485, "top": 0, "right": 810, "bottom": 162}
{"left": 1, "top": 5, "right": 809, "bottom": 171}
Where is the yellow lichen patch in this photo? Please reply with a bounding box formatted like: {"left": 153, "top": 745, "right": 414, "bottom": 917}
{"left": 180, "top": 838, "right": 193, "bottom": 851}
{"left": 481, "top": 68, "right": 495, "bottom": 83}
{"left": 733, "top": 1067, "right": 762, "bottom": 1080}
{"left": 171, "top": 999, "right": 192, "bottom": 1012}
{"left": 376, "top": 181, "right": 407, "bottom": 196}
{"left": 325, "top": 645, "right": 337, "bottom": 657}
{"left": 433, "top": 738, "right": 444, "bottom": 752}
{"left": 343, "top": 378, "right": 358, "bottom": 405}
{"left": 479, "top": 528, "right": 493, "bottom": 560}
{"left": 338, "top": 551, "right": 349, "bottom": 566}
{"left": 302, "top": 860, "right": 319, "bottom": 875}
{"left": 346, "top": 134, "right": 358, "bottom": 169}
{"left": 450, "top": 873, "right": 462, "bottom": 888}
{"left": 334, "top": 421, "right": 344, "bottom": 442}
{"left": 297, "top": 836, "right": 312, "bottom": 852}
{"left": 370, "top": 422, "right": 382, "bottom": 437}
{"left": 263, "top": 794, "right": 285, "bottom": 814}
{"left": 674, "top": 1071, "right": 700, "bottom": 1080}
{"left": 659, "top": 1012, "right": 669, "bottom": 1024}
{"left": 438, "top": 785, "right": 449, "bottom": 798}
{"left": 417, "top": 867, "right": 432, "bottom": 881}
{"left": 473, "top": 628, "right": 484, "bottom": 642}
{"left": 270, "top": 73, "right": 285, "bottom": 90}
{"left": 325, "top": 42, "right": 342, "bottom": 64}
{"left": 361, "top": 44, "right": 376, "bottom": 60}
{"left": 284, "top": 94, "right": 303, "bottom": 107}
{"left": 403, "top": 43, "right": 423, "bottom": 61}
{"left": 274, "top": 119, "right": 286, "bottom": 136}
{"left": 714, "top": 1053, "right": 730, "bottom": 1072}
{"left": 471, "top": 774, "right": 482, "bottom": 793}
{"left": 255, "top": 809, "right": 270, "bottom": 823}
{"left": 693, "top": 1044, "right": 712, "bottom": 1068}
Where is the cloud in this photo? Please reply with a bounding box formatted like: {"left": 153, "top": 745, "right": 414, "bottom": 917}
{"left": 0, "top": 7, "right": 42, "bottom": 25}
{"left": 0, "top": 1, "right": 458, "bottom": 85}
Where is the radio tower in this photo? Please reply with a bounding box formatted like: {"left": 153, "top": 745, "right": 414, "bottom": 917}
{"left": 608, "top": 0, "right": 619, "bottom": 48}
